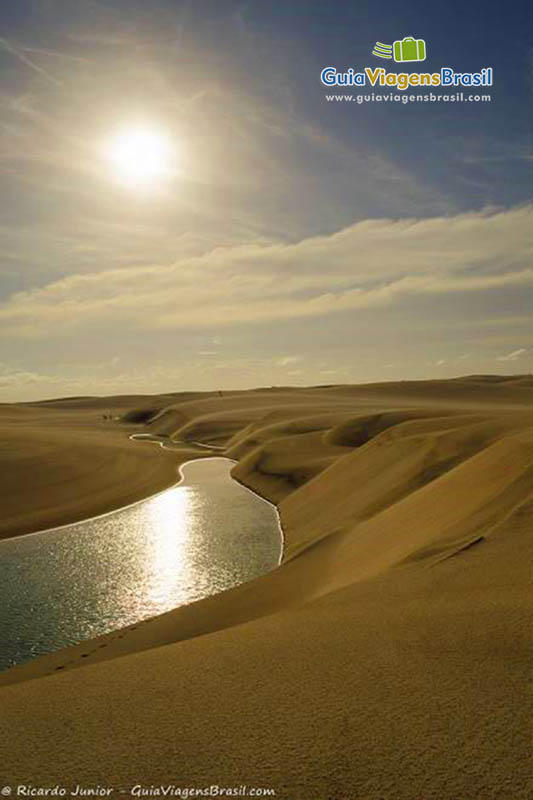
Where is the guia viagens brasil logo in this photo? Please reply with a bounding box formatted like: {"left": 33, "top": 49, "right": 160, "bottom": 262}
{"left": 321, "top": 36, "right": 493, "bottom": 90}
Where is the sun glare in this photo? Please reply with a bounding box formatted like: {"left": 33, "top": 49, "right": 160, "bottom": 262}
{"left": 105, "top": 125, "right": 174, "bottom": 189}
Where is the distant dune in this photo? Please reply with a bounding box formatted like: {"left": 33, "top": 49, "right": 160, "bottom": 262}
{"left": 1, "top": 377, "right": 533, "bottom": 798}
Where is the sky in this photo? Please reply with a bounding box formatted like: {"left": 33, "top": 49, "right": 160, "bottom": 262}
{"left": 1, "top": 0, "right": 532, "bottom": 401}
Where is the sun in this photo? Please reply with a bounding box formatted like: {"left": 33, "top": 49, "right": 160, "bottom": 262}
{"left": 105, "top": 125, "right": 174, "bottom": 189}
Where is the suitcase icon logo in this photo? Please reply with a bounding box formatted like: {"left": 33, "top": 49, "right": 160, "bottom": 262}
{"left": 393, "top": 36, "right": 426, "bottom": 62}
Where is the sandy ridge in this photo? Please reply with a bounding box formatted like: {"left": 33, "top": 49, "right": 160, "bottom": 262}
{"left": 1, "top": 377, "right": 533, "bottom": 798}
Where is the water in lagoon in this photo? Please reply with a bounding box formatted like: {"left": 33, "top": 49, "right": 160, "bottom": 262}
{"left": 0, "top": 458, "right": 282, "bottom": 672}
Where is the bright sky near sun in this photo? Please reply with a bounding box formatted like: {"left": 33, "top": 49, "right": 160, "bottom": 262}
{"left": 105, "top": 126, "right": 176, "bottom": 189}
{"left": 0, "top": 0, "right": 532, "bottom": 400}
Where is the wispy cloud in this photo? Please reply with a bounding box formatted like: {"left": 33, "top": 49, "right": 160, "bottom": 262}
{"left": 496, "top": 348, "right": 527, "bottom": 362}
{"left": 0, "top": 37, "right": 63, "bottom": 86}
{"left": 2, "top": 206, "right": 533, "bottom": 339}
{"left": 277, "top": 356, "right": 302, "bottom": 366}
{"left": 0, "top": 362, "right": 60, "bottom": 388}
{"left": 17, "top": 45, "right": 91, "bottom": 63}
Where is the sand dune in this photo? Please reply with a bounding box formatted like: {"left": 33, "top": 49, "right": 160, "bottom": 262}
{"left": 1, "top": 377, "right": 533, "bottom": 798}
{"left": 0, "top": 398, "right": 203, "bottom": 539}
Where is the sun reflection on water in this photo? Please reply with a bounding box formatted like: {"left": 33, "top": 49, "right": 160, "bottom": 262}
{"left": 143, "top": 485, "right": 196, "bottom": 608}
{"left": 0, "top": 458, "right": 282, "bottom": 671}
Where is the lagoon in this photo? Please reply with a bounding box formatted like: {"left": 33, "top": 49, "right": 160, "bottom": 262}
{"left": 0, "top": 458, "right": 282, "bottom": 672}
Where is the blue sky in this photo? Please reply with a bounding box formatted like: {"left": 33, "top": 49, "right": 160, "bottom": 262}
{"left": 0, "top": 0, "right": 532, "bottom": 399}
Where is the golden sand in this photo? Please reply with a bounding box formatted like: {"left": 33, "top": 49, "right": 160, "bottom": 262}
{"left": 1, "top": 378, "right": 532, "bottom": 799}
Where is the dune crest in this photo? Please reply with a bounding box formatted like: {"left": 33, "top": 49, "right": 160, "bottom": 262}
{"left": 1, "top": 377, "right": 533, "bottom": 798}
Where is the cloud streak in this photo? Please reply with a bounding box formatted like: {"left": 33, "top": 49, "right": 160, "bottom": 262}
{"left": 2, "top": 205, "right": 533, "bottom": 338}
{"left": 496, "top": 348, "right": 527, "bottom": 361}
{"left": 0, "top": 37, "right": 63, "bottom": 86}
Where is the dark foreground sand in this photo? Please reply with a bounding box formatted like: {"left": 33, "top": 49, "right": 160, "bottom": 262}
{"left": 1, "top": 378, "right": 533, "bottom": 799}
